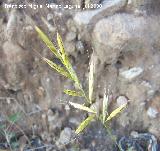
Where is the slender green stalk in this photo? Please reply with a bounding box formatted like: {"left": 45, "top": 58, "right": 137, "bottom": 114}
{"left": 35, "top": 27, "right": 128, "bottom": 146}
{"left": 103, "top": 124, "right": 122, "bottom": 151}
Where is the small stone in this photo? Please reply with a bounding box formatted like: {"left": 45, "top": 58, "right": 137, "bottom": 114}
{"left": 120, "top": 67, "right": 143, "bottom": 81}
{"left": 64, "top": 41, "right": 76, "bottom": 54}
{"left": 117, "top": 96, "right": 128, "bottom": 106}
{"left": 42, "top": 17, "right": 56, "bottom": 33}
{"left": 66, "top": 32, "right": 76, "bottom": 42}
{"left": 47, "top": 109, "right": 53, "bottom": 116}
{"left": 65, "top": 104, "right": 70, "bottom": 111}
{"left": 47, "top": 109, "right": 58, "bottom": 122}
{"left": 49, "top": 120, "right": 62, "bottom": 131}
{"left": 147, "top": 107, "right": 158, "bottom": 119}
{"left": 47, "top": 13, "right": 53, "bottom": 21}
{"left": 25, "top": 26, "right": 34, "bottom": 33}
{"left": 41, "top": 131, "right": 49, "bottom": 141}
{"left": 42, "top": 114, "right": 46, "bottom": 119}
{"left": 48, "top": 116, "right": 56, "bottom": 122}
{"left": 147, "top": 90, "right": 155, "bottom": 97}
{"left": 54, "top": 11, "right": 63, "bottom": 17}
{"left": 69, "top": 117, "right": 81, "bottom": 126}
{"left": 66, "top": 19, "right": 77, "bottom": 32}
{"left": 76, "top": 41, "right": 85, "bottom": 54}
{"left": 48, "top": 24, "right": 56, "bottom": 32}
{"left": 130, "top": 131, "right": 139, "bottom": 138}
{"left": 141, "top": 81, "right": 152, "bottom": 88}
{"left": 57, "top": 127, "right": 72, "bottom": 145}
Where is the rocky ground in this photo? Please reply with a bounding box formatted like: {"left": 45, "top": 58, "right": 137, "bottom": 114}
{"left": 0, "top": 0, "right": 160, "bottom": 150}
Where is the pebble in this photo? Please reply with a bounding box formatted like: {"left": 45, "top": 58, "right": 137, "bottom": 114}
{"left": 41, "top": 132, "right": 52, "bottom": 142}
{"left": 64, "top": 41, "right": 76, "bottom": 54}
{"left": 65, "top": 104, "right": 70, "bottom": 111}
{"left": 120, "top": 67, "right": 143, "bottom": 81}
{"left": 25, "top": 26, "right": 34, "bottom": 33}
{"left": 76, "top": 40, "right": 85, "bottom": 54}
{"left": 49, "top": 120, "right": 62, "bottom": 131}
{"left": 57, "top": 127, "right": 72, "bottom": 145}
{"left": 66, "top": 19, "right": 77, "bottom": 32}
{"left": 48, "top": 24, "right": 56, "bottom": 33}
{"left": 117, "top": 96, "right": 128, "bottom": 106}
{"left": 47, "top": 109, "right": 58, "bottom": 122}
{"left": 46, "top": 109, "right": 63, "bottom": 131}
{"left": 147, "top": 90, "right": 155, "bottom": 97}
{"left": 42, "top": 113, "right": 47, "bottom": 119}
{"left": 47, "top": 13, "right": 53, "bottom": 21}
{"left": 66, "top": 32, "right": 76, "bottom": 42}
{"left": 69, "top": 117, "right": 81, "bottom": 126}
{"left": 42, "top": 17, "right": 56, "bottom": 33}
{"left": 147, "top": 107, "right": 158, "bottom": 119}
{"left": 130, "top": 131, "right": 139, "bottom": 138}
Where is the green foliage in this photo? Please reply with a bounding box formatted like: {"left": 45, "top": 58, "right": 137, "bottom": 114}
{"left": 105, "top": 103, "right": 127, "bottom": 122}
{"left": 88, "top": 54, "right": 95, "bottom": 104}
{"left": 35, "top": 27, "right": 85, "bottom": 96}
{"left": 35, "top": 26, "right": 61, "bottom": 59}
{"left": 64, "top": 89, "right": 84, "bottom": 97}
{"left": 0, "top": 124, "right": 6, "bottom": 130}
{"left": 57, "top": 32, "right": 81, "bottom": 87}
{"left": 69, "top": 101, "right": 96, "bottom": 113}
{"left": 8, "top": 112, "right": 21, "bottom": 123}
{"left": 43, "top": 58, "right": 73, "bottom": 80}
{"left": 35, "top": 26, "right": 128, "bottom": 136}
{"left": 75, "top": 114, "right": 95, "bottom": 134}
{"left": 102, "top": 91, "right": 109, "bottom": 124}
{"left": 0, "top": 112, "right": 22, "bottom": 150}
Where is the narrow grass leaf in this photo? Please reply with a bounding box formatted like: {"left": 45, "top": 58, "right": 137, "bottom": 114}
{"left": 88, "top": 55, "right": 95, "bottom": 103}
{"left": 8, "top": 112, "right": 21, "bottom": 123}
{"left": 7, "top": 132, "right": 16, "bottom": 139}
{"left": 36, "top": 28, "right": 85, "bottom": 101}
{"left": 0, "top": 125, "right": 6, "bottom": 130}
{"left": 106, "top": 103, "right": 127, "bottom": 122}
{"left": 102, "top": 93, "right": 109, "bottom": 124}
{"left": 64, "top": 89, "right": 83, "bottom": 97}
{"left": 62, "top": 55, "right": 80, "bottom": 85}
{"left": 43, "top": 58, "right": 73, "bottom": 80}
{"left": 57, "top": 33, "right": 65, "bottom": 56}
{"left": 56, "top": 33, "right": 80, "bottom": 85}
{"left": 69, "top": 102, "right": 96, "bottom": 113}
{"left": 89, "top": 57, "right": 94, "bottom": 102}
{"left": 66, "top": 64, "right": 80, "bottom": 86}
{"left": 75, "top": 114, "right": 95, "bottom": 134}
{"left": 35, "top": 26, "right": 61, "bottom": 59}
